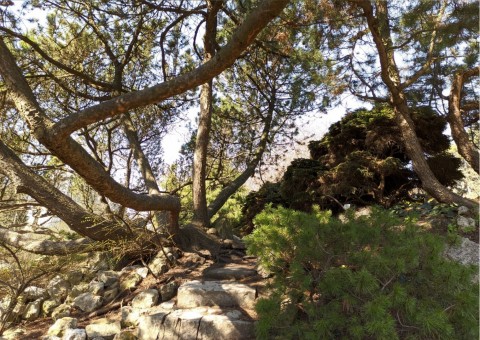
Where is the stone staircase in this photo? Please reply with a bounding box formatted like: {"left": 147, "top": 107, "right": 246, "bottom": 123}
{"left": 133, "top": 266, "right": 259, "bottom": 340}
{"left": 115, "top": 254, "right": 260, "bottom": 340}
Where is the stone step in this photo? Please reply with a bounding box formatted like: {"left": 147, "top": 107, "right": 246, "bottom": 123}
{"left": 177, "top": 280, "right": 256, "bottom": 309}
{"left": 137, "top": 307, "right": 255, "bottom": 340}
{"left": 202, "top": 265, "right": 257, "bottom": 281}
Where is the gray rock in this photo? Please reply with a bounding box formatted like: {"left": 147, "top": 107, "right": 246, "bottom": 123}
{"left": 457, "top": 216, "right": 476, "bottom": 231}
{"left": 23, "top": 286, "right": 48, "bottom": 302}
{"left": 97, "top": 271, "right": 119, "bottom": 287}
{"left": 113, "top": 330, "right": 137, "bottom": 340}
{"left": 88, "top": 252, "right": 112, "bottom": 272}
{"left": 68, "top": 283, "right": 89, "bottom": 302}
{"left": 65, "top": 271, "right": 84, "bottom": 286}
{"left": 445, "top": 237, "right": 479, "bottom": 266}
{"left": 42, "top": 299, "right": 61, "bottom": 317}
{"left": 203, "top": 266, "right": 257, "bottom": 280}
{"left": 458, "top": 206, "right": 470, "bottom": 216}
{"left": 159, "top": 281, "right": 178, "bottom": 301}
{"left": 177, "top": 280, "right": 256, "bottom": 309}
{"left": 47, "top": 317, "right": 77, "bottom": 337}
{"left": 232, "top": 235, "right": 247, "bottom": 250}
{"left": 119, "top": 272, "right": 142, "bottom": 290}
{"left": 137, "top": 308, "right": 254, "bottom": 340}
{"left": 51, "top": 304, "right": 71, "bottom": 321}
{"left": 198, "top": 314, "right": 254, "bottom": 339}
{"left": 148, "top": 252, "right": 169, "bottom": 277}
{"left": 121, "top": 266, "right": 148, "bottom": 279}
{"left": 22, "top": 299, "right": 42, "bottom": 321}
{"left": 62, "top": 328, "right": 87, "bottom": 340}
{"left": 103, "top": 287, "right": 119, "bottom": 304}
{"left": 73, "top": 293, "right": 103, "bottom": 313}
{"left": 85, "top": 318, "right": 121, "bottom": 340}
{"left": 89, "top": 281, "right": 105, "bottom": 295}
{"left": 131, "top": 289, "right": 159, "bottom": 309}
{"left": 47, "top": 276, "right": 71, "bottom": 302}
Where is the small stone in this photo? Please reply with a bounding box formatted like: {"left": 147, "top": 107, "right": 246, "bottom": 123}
{"left": 232, "top": 235, "right": 246, "bottom": 250}
{"left": 85, "top": 318, "right": 121, "bottom": 339}
{"left": 42, "top": 299, "right": 61, "bottom": 317}
{"left": 47, "top": 276, "right": 70, "bottom": 302}
{"left": 458, "top": 206, "right": 470, "bottom": 216}
{"left": 73, "top": 293, "right": 103, "bottom": 313}
{"left": 113, "top": 330, "right": 137, "bottom": 340}
{"left": 222, "top": 239, "right": 233, "bottom": 249}
{"left": 119, "top": 272, "right": 142, "bottom": 291}
{"left": 121, "top": 266, "right": 148, "bottom": 279}
{"left": 66, "top": 272, "right": 84, "bottom": 286}
{"left": 62, "top": 328, "right": 87, "bottom": 340}
{"left": 148, "top": 252, "right": 169, "bottom": 277}
{"left": 457, "top": 216, "right": 476, "bottom": 231}
{"left": 23, "top": 286, "right": 48, "bottom": 302}
{"left": 135, "top": 267, "right": 149, "bottom": 279}
{"left": 88, "top": 252, "right": 112, "bottom": 272}
{"left": 51, "top": 304, "right": 71, "bottom": 321}
{"left": 159, "top": 282, "right": 177, "bottom": 302}
{"left": 67, "top": 283, "right": 89, "bottom": 302}
{"left": 47, "top": 317, "right": 77, "bottom": 337}
{"left": 132, "top": 289, "right": 159, "bottom": 309}
{"left": 445, "top": 237, "right": 479, "bottom": 267}
{"left": 89, "top": 281, "right": 105, "bottom": 295}
{"left": 97, "top": 271, "right": 119, "bottom": 287}
{"left": 22, "top": 299, "right": 42, "bottom": 321}
{"left": 103, "top": 287, "right": 119, "bottom": 304}
{"left": 206, "top": 228, "right": 217, "bottom": 235}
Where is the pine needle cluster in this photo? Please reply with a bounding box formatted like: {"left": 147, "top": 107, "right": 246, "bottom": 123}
{"left": 245, "top": 206, "right": 478, "bottom": 339}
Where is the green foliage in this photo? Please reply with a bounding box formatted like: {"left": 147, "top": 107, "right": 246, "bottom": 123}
{"left": 242, "top": 105, "right": 464, "bottom": 225}
{"left": 245, "top": 206, "right": 478, "bottom": 339}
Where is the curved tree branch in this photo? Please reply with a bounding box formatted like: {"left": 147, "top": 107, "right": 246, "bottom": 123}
{"left": 50, "top": 0, "right": 290, "bottom": 139}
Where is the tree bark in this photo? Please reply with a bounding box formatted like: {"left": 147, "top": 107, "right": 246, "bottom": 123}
{"left": 447, "top": 67, "right": 479, "bottom": 174}
{"left": 0, "top": 226, "right": 95, "bottom": 255}
{"left": 0, "top": 140, "right": 131, "bottom": 241}
{"left": 357, "top": 0, "right": 477, "bottom": 210}
{"left": 192, "top": 0, "right": 222, "bottom": 228}
{"left": 121, "top": 114, "right": 180, "bottom": 235}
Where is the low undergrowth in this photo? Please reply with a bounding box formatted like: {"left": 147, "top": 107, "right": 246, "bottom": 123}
{"left": 245, "top": 206, "right": 478, "bottom": 340}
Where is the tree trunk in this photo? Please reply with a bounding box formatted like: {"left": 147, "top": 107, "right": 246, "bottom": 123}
{"left": 447, "top": 67, "right": 479, "bottom": 174}
{"left": 121, "top": 113, "right": 180, "bottom": 235}
{"left": 357, "top": 0, "right": 478, "bottom": 211}
{"left": 192, "top": 0, "right": 222, "bottom": 228}
{"left": 207, "top": 96, "right": 274, "bottom": 218}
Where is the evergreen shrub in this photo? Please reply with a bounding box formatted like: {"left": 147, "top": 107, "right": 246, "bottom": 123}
{"left": 245, "top": 206, "right": 478, "bottom": 339}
